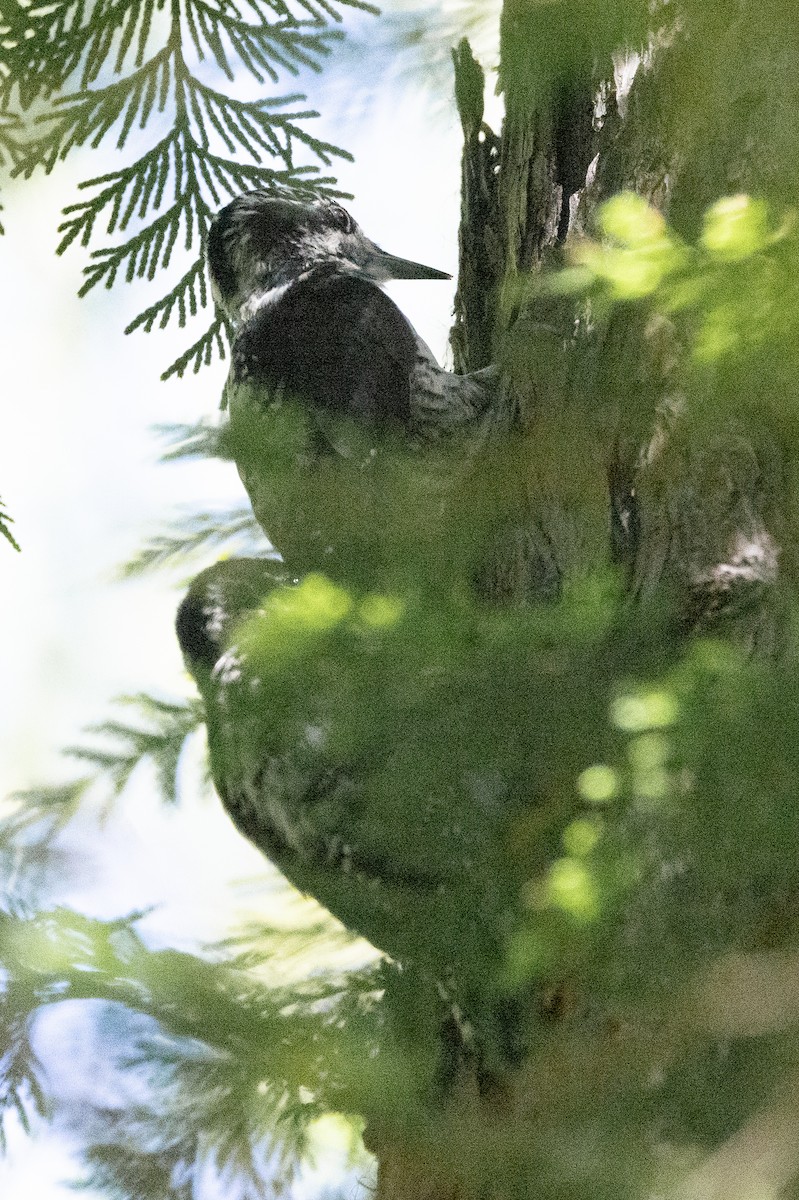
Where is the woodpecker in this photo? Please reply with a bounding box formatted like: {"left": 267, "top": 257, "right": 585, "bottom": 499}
{"left": 206, "top": 193, "right": 497, "bottom": 569}
{"left": 175, "top": 557, "right": 501, "bottom": 977}
{"left": 177, "top": 556, "right": 530, "bottom": 1086}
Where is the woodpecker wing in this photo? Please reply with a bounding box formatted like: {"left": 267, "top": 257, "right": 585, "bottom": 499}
{"left": 223, "top": 265, "right": 502, "bottom": 567}
{"left": 223, "top": 269, "right": 435, "bottom": 563}
{"left": 230, "top": 267, "right": 420, "bottom": 426}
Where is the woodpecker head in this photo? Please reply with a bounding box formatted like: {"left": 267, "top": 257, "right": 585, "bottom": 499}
{"left": 207, "top": 193, "right": 450, "bottom": 324}
{"left": 176, "top": 558, "right": 290, "bottom": 680}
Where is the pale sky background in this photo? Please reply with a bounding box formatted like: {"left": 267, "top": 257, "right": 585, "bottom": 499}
{"left": 0, "top": 4, "right": 501, "bottom": 1195}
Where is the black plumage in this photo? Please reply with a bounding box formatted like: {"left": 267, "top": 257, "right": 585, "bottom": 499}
{"left": 206, "top": 193, "right": 498, "bottom": 569}
{"left": 231, "top": 265, "right": 417, "bottom": 428}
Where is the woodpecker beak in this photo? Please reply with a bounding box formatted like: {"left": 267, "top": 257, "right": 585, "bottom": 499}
{"left": 360, "top": 240, "right": 451, "bottom": 282}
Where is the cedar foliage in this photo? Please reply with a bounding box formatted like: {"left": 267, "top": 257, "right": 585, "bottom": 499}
{"left": 5, "top": 2, "right": 799, "bottom": 1199}
{"left": 0, "top": 0, "right": 373, "bottom": 377}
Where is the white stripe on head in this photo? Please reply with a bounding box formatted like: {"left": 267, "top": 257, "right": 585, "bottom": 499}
{"left": 240, "top": 280, "right": 293, "bottom": 321}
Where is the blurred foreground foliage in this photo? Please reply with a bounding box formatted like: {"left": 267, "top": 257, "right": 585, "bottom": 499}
{"left": 9, "top": 566, "right": 799, "bottom": 1195}
{"left": 6, "top": 0, "right": 799, "bottom": 1198}
{"left": 562, "top": 190, "right": 799, "bottom": 375}
{"left": 0, "top": 901, "right": 380, "bottom": 1193}
{"left": 177, "top": 529, "right": 799, "bottom": 1196}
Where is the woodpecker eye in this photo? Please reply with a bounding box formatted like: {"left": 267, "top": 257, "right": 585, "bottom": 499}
{"left": 327, "top": 203, "right": 355, "bottom": 234}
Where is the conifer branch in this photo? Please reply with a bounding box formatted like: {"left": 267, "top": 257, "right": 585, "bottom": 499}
{"left": 120, "top": 504, "right": 269, "bottom": 576}
{"left": 0, "top": 905, "right": 378, "bottom": 1189}
{"left": 58, "top": 131, "right": 179, "bottom": 251}
{"left": 0, "top": 999, "right": 47, "bottom": 1152}
{"left": 0, "top": 497, "right": 20, "bottom": 551}
{"left": 77, "top": 193, "right": 209, "bottom": 292}
{"left": 3, "top": 0, "right": 366, "bottom": 372}
{"left": 1, "top": 694, "right": 203, "bottom": 850}
{"left": 185, "top": 3, "right": 339, "bottom": 82}
{"left": 126, "top": 256, "right": 208, "bottom": 331}
{"left": 64, "top": 693, "right": 205, "bottom": 806}
{"left": 2, "top": 780, "right": 95, "bottom": 844}
{"left": 154, "top": 419, "right": 225, "bottom": 459}
{"left": 0, "top": 110, "right": 23, "bottom": 234}
{"left": 160, "top": 312, "right": 230, "bottom": 378}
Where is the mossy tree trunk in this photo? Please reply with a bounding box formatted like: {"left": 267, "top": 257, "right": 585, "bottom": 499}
{"left": 371, "top": 3, "right": 799, "bottom": 1197}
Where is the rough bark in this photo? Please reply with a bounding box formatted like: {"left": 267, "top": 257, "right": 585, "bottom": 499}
{"left": 372, "top": 11, "right": 608, "bottom": 1198}
{"left": 585, "top": 5, "right": 797, "bottom": 652}
{"left": 371, "top": 4, "right": 799, "bottom": 1197}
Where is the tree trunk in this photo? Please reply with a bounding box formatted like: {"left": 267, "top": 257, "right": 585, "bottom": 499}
{"left": 371, "top": 2, "right": 799, "bottom": 1196}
